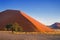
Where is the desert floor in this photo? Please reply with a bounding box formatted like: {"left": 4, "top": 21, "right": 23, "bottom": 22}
{"left": 0, "top": 31, "right": 60, "bottom": 40}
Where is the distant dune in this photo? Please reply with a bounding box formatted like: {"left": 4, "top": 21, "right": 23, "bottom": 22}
{"left": 0, "top": 10, "right": 53, "bottom": 32}
{"left": 50, "top": 22, "right": 60, "bottom": 29}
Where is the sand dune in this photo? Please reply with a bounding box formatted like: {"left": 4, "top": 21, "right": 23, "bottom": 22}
{"left": 0, "top": 10, "right": 53, "bottom": 32}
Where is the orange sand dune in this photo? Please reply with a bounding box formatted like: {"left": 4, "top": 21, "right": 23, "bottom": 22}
{"left": 0, "top": 10, "right": 53, "bottom": 32}
{"left": 20, "top": 12, "right": 53, "bottom": 32}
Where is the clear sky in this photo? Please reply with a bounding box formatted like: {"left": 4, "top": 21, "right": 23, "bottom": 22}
{"left": 0, "top": 0, "right": 60, "bottom": 25}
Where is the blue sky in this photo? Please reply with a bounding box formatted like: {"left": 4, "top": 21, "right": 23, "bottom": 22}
{"left": 0, "top": 0, "right": 60, "bottom": 25}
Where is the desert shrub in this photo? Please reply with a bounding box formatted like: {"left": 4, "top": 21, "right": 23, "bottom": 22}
{"left": 12, "top": 23, "right": 23, "bottom": 32}
{"left": 5, "top": 24, "right": 12, "bottom": 31}
{"left": 5, "top": 23, "right": 23, "bottom": 32}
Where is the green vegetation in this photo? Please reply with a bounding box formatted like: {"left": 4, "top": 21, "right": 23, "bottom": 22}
{"left": 5, "top": 23, "right": 23, "bottom": 32}
{"left": 13, "top": 23, "right": 23, "bottom": 32}
{"left": 6, "top": 24, "right": 12, "bottom": 31}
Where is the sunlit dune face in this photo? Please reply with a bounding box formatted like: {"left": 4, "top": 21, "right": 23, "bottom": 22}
{"left": 20, "top": 11, "right": 54, "bottom": 32}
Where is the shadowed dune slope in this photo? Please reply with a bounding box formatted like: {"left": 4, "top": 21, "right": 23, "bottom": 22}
{"left": 0, "top": 10, "right": 53, "bottom": 32}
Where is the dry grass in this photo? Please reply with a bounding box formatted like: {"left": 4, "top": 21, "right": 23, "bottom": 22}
{"left": 0, "top": 31, "right": 60, "bottom": 40}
